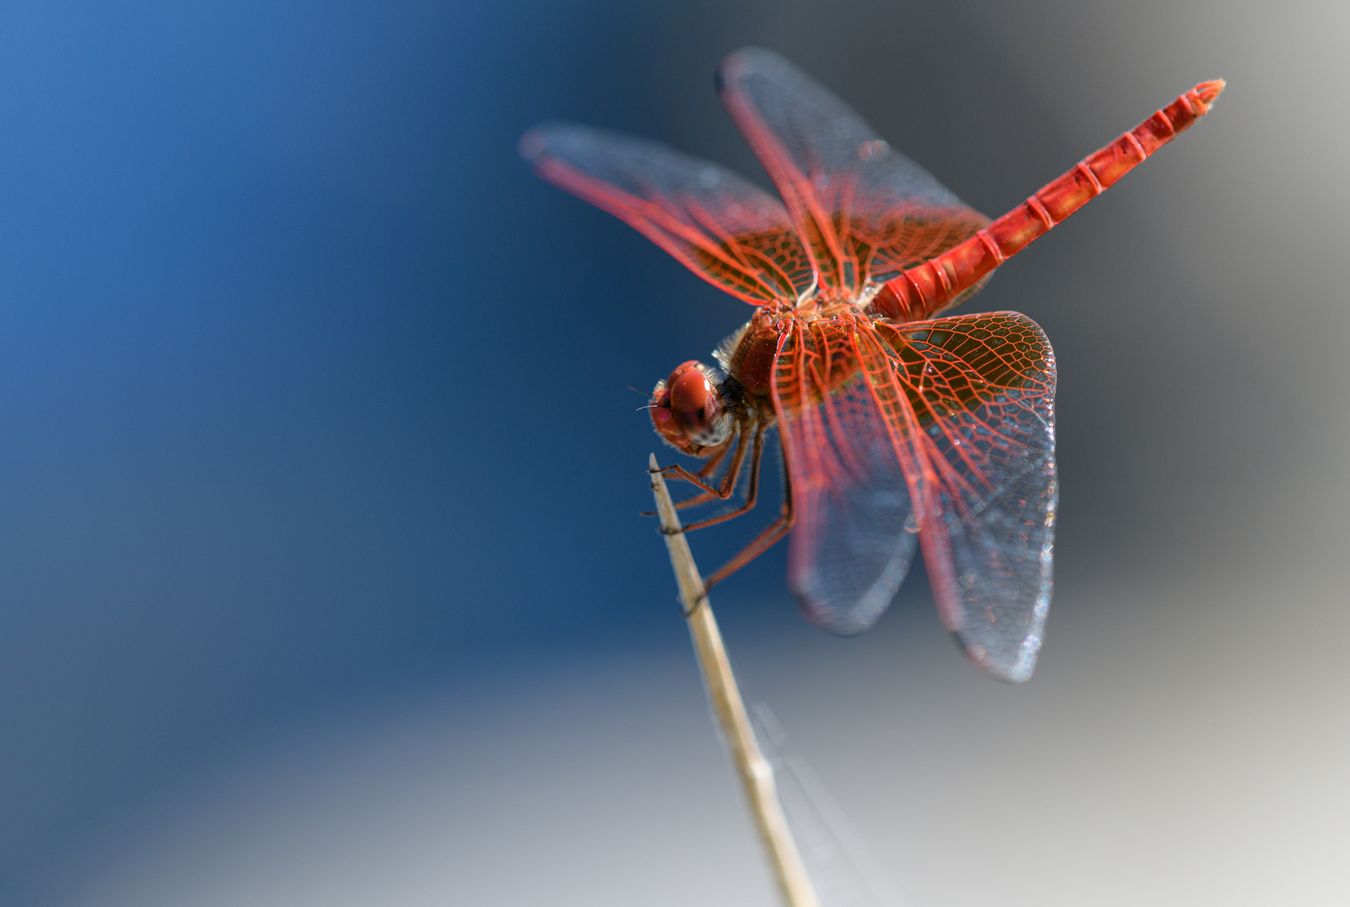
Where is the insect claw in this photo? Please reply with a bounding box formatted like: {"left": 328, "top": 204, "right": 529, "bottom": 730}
{"left": 681, "top": 589, "right": 709, "bottom": 618}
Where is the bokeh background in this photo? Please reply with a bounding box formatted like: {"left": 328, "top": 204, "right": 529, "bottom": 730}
{"left": 3, "top": 1, "right": 1347, "bottom": 904}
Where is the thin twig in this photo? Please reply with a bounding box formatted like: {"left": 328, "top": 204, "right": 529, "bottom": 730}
{"left": 648, "top": 454, "right": 819, "bottom": 907}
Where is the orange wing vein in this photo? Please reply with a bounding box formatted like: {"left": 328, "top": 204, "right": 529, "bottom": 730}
{"left": 771, "top": 318, "right": 925, "bottom": 635}
{"left": 717, "top": 48, "right": 990, "bottom": 299}
{"left": 771, "top": 311, "right": 1057, "bottom": 680}
{"left": 874, "top": 312, "right": 1058, "bottom": 681}
{"left": 521, "top": 123, "right": 813, "bottom": 305}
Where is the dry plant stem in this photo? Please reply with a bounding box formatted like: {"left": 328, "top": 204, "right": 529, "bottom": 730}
{"left": 648, "top": 454, "right": 820, "bottom": 907}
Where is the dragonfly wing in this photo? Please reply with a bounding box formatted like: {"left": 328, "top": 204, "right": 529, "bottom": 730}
{"left": 521, "top": 123, "right": 813, "bottom": 305}
{"left": 771, "top": 320, "right": 924, "bottom": 634}
{"left": 875, "top": 312, "right": 1058, "bottom": 682}
{"left": 717, "top": 48, "right": 989, "bottom": 297}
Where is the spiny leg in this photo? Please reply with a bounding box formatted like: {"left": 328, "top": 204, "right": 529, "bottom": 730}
{"left": 691, "top": 434, "right": 735, "bottom": 480}
{"left": 651, "top": 427, "right": 742, "bottom": 499}
{"left": 642, "top": 429, "right": 740, "bottom": 519}
{"left": 673, "top": 424, "right": 754, "bottom": 511}
{"left": 680, "top": 421, "right": 767, "bottom": 532}
{"left": 703, "top": 450, "right": 795, "bottom": 592}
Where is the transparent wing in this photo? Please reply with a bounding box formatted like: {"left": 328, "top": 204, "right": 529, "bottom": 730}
{"left": 771, "top": 319, "right": 924, "bottom": 635}
{"left": 875, "top": 312, "right": 1058, "bottom": 682}
{"left": 718, "top": 47, "right": 989, "bottom": 298}
{"left": 521, "top": 123, "right": 813, "bottom": 305}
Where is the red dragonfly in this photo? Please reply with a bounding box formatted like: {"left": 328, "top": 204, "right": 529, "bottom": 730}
{"left": 523, "top": 49, "right": 1222, "bottom": 682}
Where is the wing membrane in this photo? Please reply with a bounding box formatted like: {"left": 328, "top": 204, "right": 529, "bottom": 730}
{"left": 876, "top": 312, "right": 1058, "bottom": 682}
{"left": 772, "top": 319, "right": 923, "bottom": 634}
{"left": 717, "top": 48, "right": 989, "bottom": 298}
{"left": 521, "top": 123, "right": 812, "bottom": 304}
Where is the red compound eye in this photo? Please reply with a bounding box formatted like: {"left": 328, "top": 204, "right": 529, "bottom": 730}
{"left": 649, "top": 361, "right": 727, "bottom": 455}
{"left": 667, "top": 362, "right": 714, "bottom": 425}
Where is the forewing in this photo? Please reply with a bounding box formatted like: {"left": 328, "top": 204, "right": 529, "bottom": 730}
{"left": 718, "top": 48, "right": 989, "bottom": 298}
{"left": 771, "top": 320, "right": 924, "bottom": 634}
{"left": 875, "top": 312, "right": 1058, "bottom": 682}
{"left": 521, "top": 123, "right": 813, "bottom": 305}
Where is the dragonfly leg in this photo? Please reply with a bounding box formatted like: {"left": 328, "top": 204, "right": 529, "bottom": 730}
{"left": 701, "top": 450, "right": 795, "bottom": 593}
{"left": 643, "top": 431, "right": 741, "bottom": 519}
{"left": 670, "top": 426, "right": 753, "bottom": 511}
{"left": 678, "top": 421, "right": 766, "bottom": 533}
{"left": 686, "top": 434, "right": 735, "bottom": 482}
{"left": 650, "top": 429, "right": 741, "bottom": 499}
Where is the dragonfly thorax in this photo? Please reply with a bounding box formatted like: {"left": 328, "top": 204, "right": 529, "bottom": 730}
{"left": 650, "top": 361, "right": 738, "bottom": 456}
{"left": 719, "top": 313, "right": 780, "bottom": 399}
{"left": 722, "top": 302, "right": 868, "bottom": 399}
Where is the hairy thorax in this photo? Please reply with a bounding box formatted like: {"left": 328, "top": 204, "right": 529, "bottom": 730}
{"left": 718, "top": 300, "right": 872, "bottom": 401}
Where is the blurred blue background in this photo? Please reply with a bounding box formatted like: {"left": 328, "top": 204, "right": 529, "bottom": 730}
{"left": 3, "top": 1, "right": 1347, "bottom": 904}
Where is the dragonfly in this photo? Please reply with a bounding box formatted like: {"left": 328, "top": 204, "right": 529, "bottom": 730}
{"left": 522, "top": 49, "right": 1222, "bottom": 682}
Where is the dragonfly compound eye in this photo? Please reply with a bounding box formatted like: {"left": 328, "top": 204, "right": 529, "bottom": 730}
{"left": 650, "top": 361, "right": 730, "bottom": 453}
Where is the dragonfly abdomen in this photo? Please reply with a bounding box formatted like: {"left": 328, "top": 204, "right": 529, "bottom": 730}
{"left": 871, "top": 79, "right": 1225, "bottom": 322}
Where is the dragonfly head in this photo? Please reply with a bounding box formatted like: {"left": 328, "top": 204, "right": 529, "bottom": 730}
{"left": 651, "top": 361, "right": 732, "bottom": 456}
